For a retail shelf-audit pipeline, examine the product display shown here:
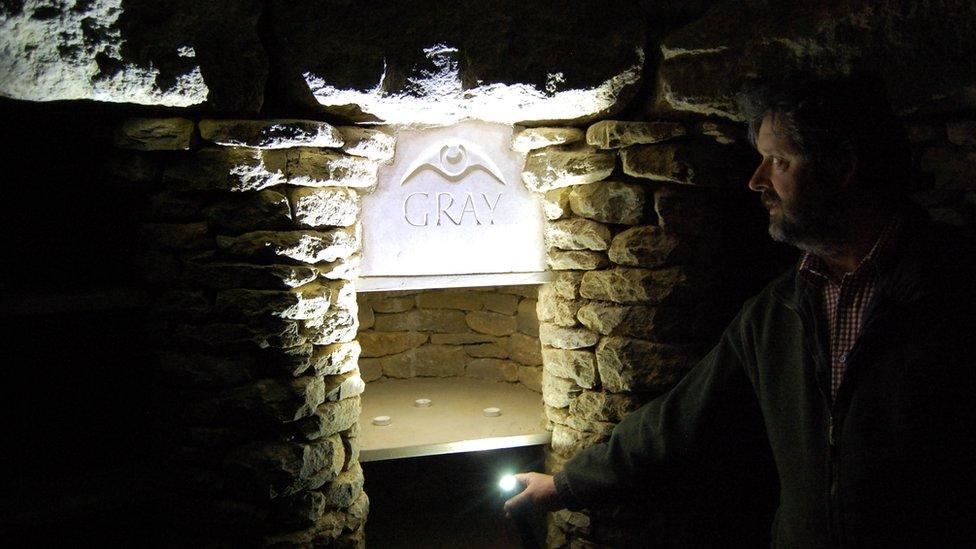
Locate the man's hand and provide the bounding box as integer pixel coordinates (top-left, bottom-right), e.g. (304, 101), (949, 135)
(503, 472), (560, 518)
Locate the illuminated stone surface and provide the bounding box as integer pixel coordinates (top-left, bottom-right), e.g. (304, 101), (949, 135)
(517, 298), (540, 336)
(579, 267), (703, 304)
(539, 323), (599, 350)
(570, 390), (645, 423)
(509, 333), (543, 366)
(295, 398), (362, 441)
(0, 0), (264, 110)
(466, 358), (518, 382)
(429, 332), (502, 345)
(374, 309), (466, 333)
(545, 218), (612, 251)
(512, 127), (585, 153)
(596, 337), (696, 393)
(518, 366), (543, 392)
(338, 127), (396, 163)
(187, 263), (318, 290)
(304, 308), (358, 346)
(568, 181), (648, 225)
(550, 423), (606, 459)
(521, 145), (616, 193)
(310, 342), (361, 377)
(537, 285), (585, 327)
(115, 118), (195, 150)
(322, 371), (365, 402)
(367, 295), (416, 314)
(541, 188), (572, 220)
(219, 376), (325, 423)
(483, 293), (519, 315)
(542, 371), (578, 409)
(415, 289), (484, 311)
(216, 228), (360, 264)
(466, 310), (518, 336)
(463, 341), (510, 359)
(285, 148), (379, 189)
(164, 148), (287, 192)
(541, 347), (597, 389)
(287, 187), (360, 228)
(547, 250), (609, 271)
(357, 331), (427, 358)
(361, 121), (545, 278)
(199, 119), (343, 149)
(585, 120), (686, 149)
(215, 284), (334, 321)
(551, 272), (585, 300)
(545, 406), (615, 436)
(608, 226), (700, 267)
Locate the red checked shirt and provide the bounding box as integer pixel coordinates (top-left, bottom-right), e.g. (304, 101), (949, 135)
(798, 217), (900, 400)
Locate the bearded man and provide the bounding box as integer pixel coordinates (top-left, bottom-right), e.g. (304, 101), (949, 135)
(505, 76), (976, 547)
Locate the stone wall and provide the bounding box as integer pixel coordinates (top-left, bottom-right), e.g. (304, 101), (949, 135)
(111, 117), (394, 546)
(357, 287), (543, 389)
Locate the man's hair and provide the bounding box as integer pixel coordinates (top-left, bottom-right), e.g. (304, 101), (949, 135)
(735, 73), (911, 194)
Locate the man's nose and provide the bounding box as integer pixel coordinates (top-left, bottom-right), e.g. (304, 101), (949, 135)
(747, 163), (768, 192)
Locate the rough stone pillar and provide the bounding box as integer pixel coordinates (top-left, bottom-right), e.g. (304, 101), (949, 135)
(522, 120), (780, 547)
(110, 117), (394, 546)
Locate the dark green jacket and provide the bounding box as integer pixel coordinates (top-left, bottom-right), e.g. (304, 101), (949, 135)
(556, 211), (976, 547)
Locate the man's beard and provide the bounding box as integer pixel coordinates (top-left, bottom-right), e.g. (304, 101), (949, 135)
(763, 169), (849, 256)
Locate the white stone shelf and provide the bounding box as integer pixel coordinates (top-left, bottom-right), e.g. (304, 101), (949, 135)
(359, 377), (550, 462)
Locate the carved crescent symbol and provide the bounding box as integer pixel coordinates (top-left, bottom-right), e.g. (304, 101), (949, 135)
(399, 139), (507, 186)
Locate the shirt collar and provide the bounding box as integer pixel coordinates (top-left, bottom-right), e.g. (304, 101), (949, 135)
(798, 214), (901, 285)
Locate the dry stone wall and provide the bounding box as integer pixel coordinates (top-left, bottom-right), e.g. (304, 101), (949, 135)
(357, 287), (543, 389)
(111, 117), (393, 547)
(520, 120), (782, 547)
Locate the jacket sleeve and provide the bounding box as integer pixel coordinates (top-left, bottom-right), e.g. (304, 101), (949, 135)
(554, 306), (765, 510)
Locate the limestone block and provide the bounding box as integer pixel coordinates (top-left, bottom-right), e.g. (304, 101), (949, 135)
(317, 253), (362, 281)
(537, 285), (585, 327)
(541, 187), (573, 220)
(466, 359), (518, 382)
(173, 319), (307, 350)
(547, 250), (609, 271)
(430, 333), (505, 345)
(948, 121), (976, 148)
(695, 120), (744, 145)
(163, 147), (288, 192)
(374, 309), (467, 333)
(545, 406), (615, 436)
(287, 187), (360, 228)
(321, 462), (365, 508)
(294, 397), (362, 440)
(466, 311), (518, 336)
(579, 267), (705, 304)
(359, 359), (382, 382)
(304, 306), (359, 347)
(286, 148), (378, 189)
(416, 290), (483, 311)
(208, 190), (293, 234)
(568, 181), (648, 225)
(368, 295), (416, 313)
(274, 463), (364, 527)
(585, 120), (686, 149)
(621, 142), (754, 188)
(379, 345), (467, 378)
(116, 118), (194, 150)
(518, 366), (543, 392)
(221, 376), (325, 424)
(517, 298), (540, 337)
(552, 509), (594, 536)
(577, 301), (719, 342)
(216, 228), (359, 264)
(464, 342), (510, 359)
(215, 283), (334, 321)
(199, 119), (343, 149)
(609, 226), (701, 267)
(187, 262), (318, 290)
(357, 299), (375, 330)
(552, 272), (586, 300)
(323, 371), (365, 402)
(357, 331), (427, 358)
(920, 146), (976, 190)
(338, 126), (396, 163)
(542, 371), (579, 409)
(0, 0), (265, 111)
(551, 423), (607, 459)
(483, 293), (519, 315)
(541, 346), (598, 389)
(509, 333), (543, 366)
(310, 341), (361, 377)
(521, 145), (616, 193)
(226, 435), (345, 499)
(512, 127), (584, 153)
(596, 337), (697, 393)
(570, 390), (646, 423)
(259, 343), (315, 378)
(139, 222), (210, 251)
(539, 323), (599, 350)
(499, 285), (540, 299)
(545, 218), (612, 251)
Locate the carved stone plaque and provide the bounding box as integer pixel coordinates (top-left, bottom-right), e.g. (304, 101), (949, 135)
(361, 121), (545, 281)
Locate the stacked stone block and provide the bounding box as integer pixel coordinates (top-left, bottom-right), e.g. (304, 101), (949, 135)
(112, 117), (394, 547)
(357, 286), (543, 390)
(519, 120), (778, 547)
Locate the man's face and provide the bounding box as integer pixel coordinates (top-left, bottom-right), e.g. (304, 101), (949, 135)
(748, 114), (846, 253)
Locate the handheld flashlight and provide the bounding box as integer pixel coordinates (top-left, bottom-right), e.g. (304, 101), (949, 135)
(499, 474), (519, 492)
